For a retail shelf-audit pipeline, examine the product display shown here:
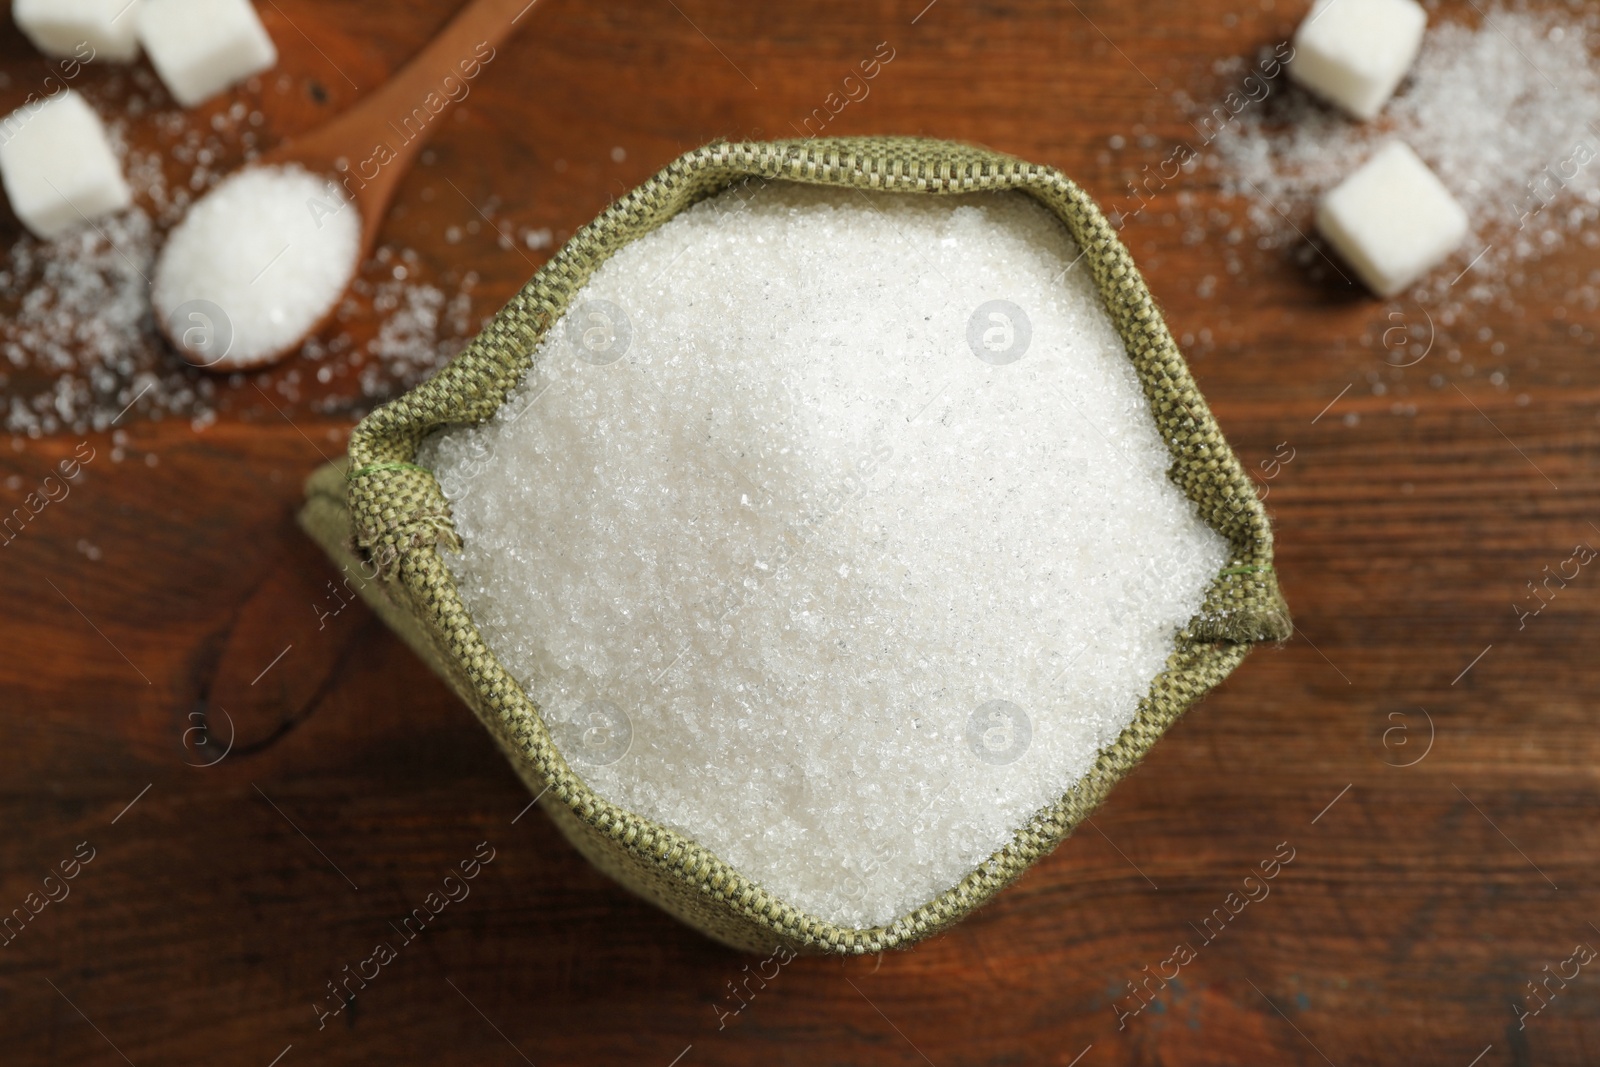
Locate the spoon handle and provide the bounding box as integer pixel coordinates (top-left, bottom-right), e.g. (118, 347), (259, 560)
(272, 0), (542, 238)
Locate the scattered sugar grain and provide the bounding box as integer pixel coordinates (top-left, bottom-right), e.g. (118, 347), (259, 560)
(425, 185), (1230, 928)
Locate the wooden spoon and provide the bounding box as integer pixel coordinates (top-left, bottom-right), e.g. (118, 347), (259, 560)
(154, 0), (541, 371)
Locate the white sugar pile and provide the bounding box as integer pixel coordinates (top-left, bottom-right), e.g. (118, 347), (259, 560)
(1211, 5), (1600, 298)
(151, 163), (360, 369)
(425, 184), (1229, 929)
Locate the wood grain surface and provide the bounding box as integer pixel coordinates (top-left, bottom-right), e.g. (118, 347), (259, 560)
(3, 1), (1597, 1064)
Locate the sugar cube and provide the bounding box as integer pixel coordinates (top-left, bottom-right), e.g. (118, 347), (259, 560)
(1316, 141), (1468, 297)
(135, 0), (276, 108)
(12, 0), (144, 63)
(0, 90), (131, 240)
(1290, 0), (1427, 120)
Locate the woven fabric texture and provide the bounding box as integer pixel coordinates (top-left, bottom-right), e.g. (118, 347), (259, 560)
(301, 137), (1292, 955)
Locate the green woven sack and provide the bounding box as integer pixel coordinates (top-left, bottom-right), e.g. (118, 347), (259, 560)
(299, 136), (1291, 955)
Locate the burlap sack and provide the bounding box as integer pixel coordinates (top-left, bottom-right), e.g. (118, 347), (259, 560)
(299, 137), (1291, 954)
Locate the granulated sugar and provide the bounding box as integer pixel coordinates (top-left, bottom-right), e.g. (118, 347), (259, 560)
(425, 184), (1229, 928)
(0, 205), (183, 435)
(151, 163), (361, 369)
(1210, 4), (1600, 301)
(358, 260), (477, 392)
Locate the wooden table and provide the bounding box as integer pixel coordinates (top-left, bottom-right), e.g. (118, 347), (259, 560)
(4, 1), (1596, 1063)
